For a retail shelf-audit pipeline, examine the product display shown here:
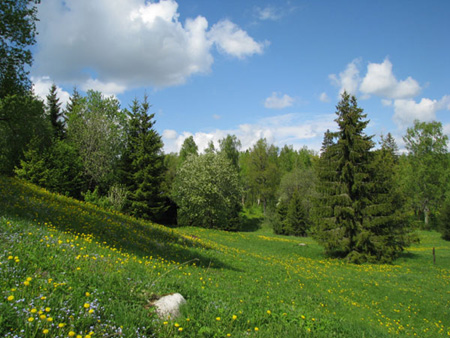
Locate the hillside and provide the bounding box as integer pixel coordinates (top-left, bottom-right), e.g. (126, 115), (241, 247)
(1, 176), (449, 337)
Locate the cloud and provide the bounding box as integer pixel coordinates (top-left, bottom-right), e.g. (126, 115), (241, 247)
(393, 95), (450, 128)
(31, 76), (71, 109)
(212, 114), (221, 120)
(208, 20), (268, 59)
(255, 6), (283, 21)
(360, 59), (421, 99)
(34, 0), (266, 93)
(329, 59), (361, 96)
(81, 79), (127, 97)
(319, 92), (330, 102)
(162, 113), (335, 153)
(264, 92), (294, 109)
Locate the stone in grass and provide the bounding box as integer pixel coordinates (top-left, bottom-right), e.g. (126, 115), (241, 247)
(152, 293), (186, 319)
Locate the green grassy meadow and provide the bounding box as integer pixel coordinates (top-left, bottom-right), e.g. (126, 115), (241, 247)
(1, 176), (449, 337)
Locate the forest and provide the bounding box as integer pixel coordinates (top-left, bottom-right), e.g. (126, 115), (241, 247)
(1, 0), (450, 265)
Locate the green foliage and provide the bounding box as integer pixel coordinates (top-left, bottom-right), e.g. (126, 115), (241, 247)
(315, 92), (409, 263)
(121, 96), (167, 221)
(46, 83), (65, 139)
(0, 0), (40, 97)
(219, 134), (241, 168)
(15, 139), (86, 198)
(439, 196), (450, 241)
(179, 136), (198, 164)
(247, 138), (280, 213)
(285, 190), (309, 236)
(173, 153), (242, 230)
(274, 168), (316, 236)
(0, 94), (50, 175)
(402, 120), (449, 227)
(66, 90), (126, 189)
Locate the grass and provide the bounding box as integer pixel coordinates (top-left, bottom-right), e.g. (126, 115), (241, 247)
(0, 176), (449, 337)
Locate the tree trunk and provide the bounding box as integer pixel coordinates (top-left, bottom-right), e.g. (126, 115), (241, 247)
(424, 205), (429, 226)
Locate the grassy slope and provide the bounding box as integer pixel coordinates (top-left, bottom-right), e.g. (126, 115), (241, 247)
(0, 176), (449, 338)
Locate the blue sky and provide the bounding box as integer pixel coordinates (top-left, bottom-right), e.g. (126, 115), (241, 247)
(31, 0), (450, 153)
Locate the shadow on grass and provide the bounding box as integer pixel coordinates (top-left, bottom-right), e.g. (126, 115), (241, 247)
(239, 214), (263, 232)
(0, 176), (240, 272)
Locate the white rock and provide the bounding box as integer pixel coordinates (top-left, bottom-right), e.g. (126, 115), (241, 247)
(152, 293), (186, 319)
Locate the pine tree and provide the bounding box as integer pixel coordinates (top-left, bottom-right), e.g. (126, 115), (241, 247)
(46, 83), (65, 139)
(122, 96), (167, 221)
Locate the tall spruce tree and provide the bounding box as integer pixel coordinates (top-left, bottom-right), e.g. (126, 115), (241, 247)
(315, 93), (410, 263)
(46, 83), (65, 139)
(315, 92), (373, 260)
(122, 96), (167, 221)
(361, 135), (411, 262)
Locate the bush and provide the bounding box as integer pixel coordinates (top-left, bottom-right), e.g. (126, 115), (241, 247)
(173, 153), (242, 230)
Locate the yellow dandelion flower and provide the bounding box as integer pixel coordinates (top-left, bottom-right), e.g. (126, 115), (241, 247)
(85, 292), (90, 297)
(24, 281), (30, 286)
(41, 296), (46, 300)
(232, 315), (237, 320)
(83, 303), (90, 309)
(85, 335), (91, 338)
(26, 277), (32, 282)
(178, 328), (183, 332)
(255, 327), (259, 331)
(88, 309), (94, 314)
(45, 307), (51, 312)
(28, 317), (34, 322)
(40, 314), (46, 320)
(216, 317), (221, 321)
(163, 321), (168, 325)
(43, 329), (49, 334)
(7, 295), (14, 301)
(267, 310), (271, 315)
(174, 323), (180, 327)
(47, 317), (53, 322)
(68, 332), (75, 337)
(58, 323), (65, 328)
(31, 309), (37, 314)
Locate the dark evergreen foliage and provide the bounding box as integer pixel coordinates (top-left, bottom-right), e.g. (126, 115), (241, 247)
(315, 92), (410, 263)
(46, 83), (65, 139)
(121, 96), (167, 222)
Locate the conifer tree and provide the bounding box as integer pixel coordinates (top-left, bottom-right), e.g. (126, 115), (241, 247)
(122, 96), (167, 221)
(285, 190), (309, 236)
(46, 83), (65, 139)
(315, 92), (373, 260)
(315, 93), (410, 263)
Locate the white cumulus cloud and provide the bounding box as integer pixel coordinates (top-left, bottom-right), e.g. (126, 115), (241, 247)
(360, 59), (421, 99)
(34, 0), (266, 94)
(264, 92), (294, 109)
(32, 76), (71, 109)
(162, 113), (335, 154)
(208, 20), (268, 59)
(329, 59), (361, 96)
(393, 95), (450, 128)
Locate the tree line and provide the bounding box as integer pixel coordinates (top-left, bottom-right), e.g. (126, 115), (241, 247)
(1, 0), (449, 264)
